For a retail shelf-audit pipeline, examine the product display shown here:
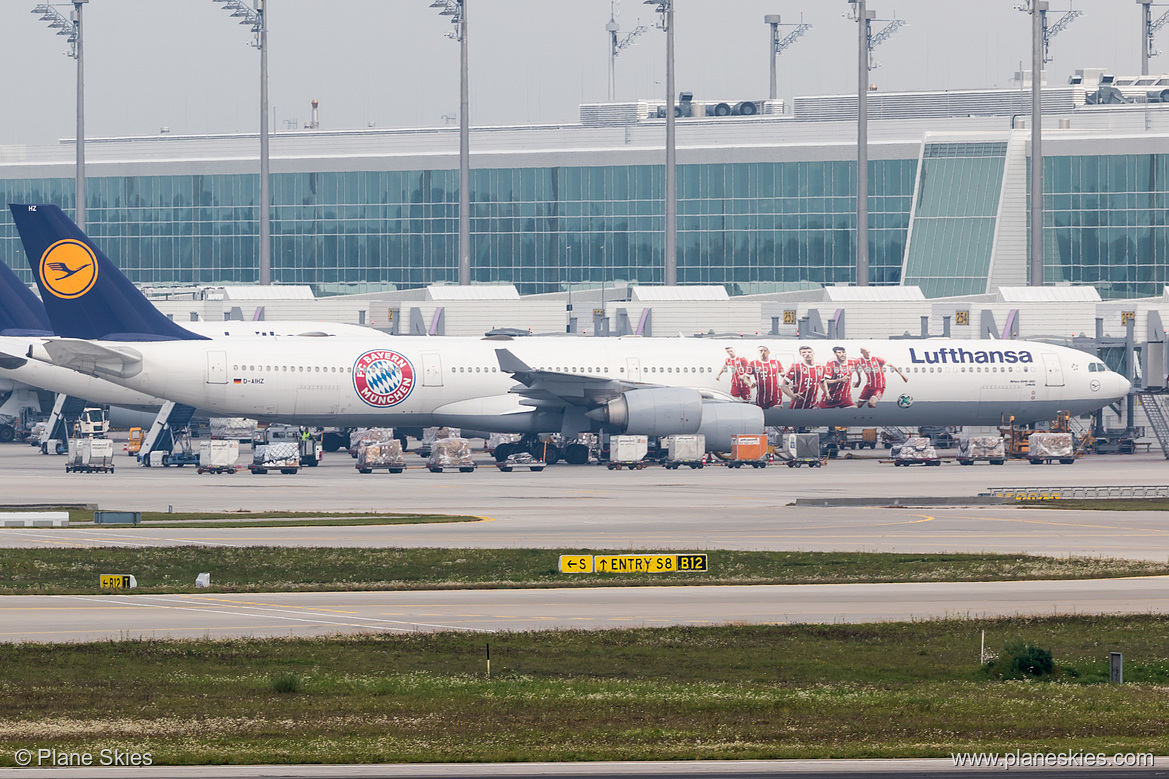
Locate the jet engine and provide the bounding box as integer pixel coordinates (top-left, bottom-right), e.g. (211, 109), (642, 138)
(586, 387), (764, 451)
(694, 402), (765, 452)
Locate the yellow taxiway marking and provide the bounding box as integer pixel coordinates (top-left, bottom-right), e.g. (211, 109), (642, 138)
(169, 596), (361, 615)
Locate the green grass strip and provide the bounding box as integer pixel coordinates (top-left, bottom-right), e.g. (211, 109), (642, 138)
(0, 615), (1167, 764)
(1, 548), (1166, 595)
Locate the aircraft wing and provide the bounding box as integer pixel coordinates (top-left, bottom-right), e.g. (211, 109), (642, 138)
(495, 348), (642, 408)
(34, 338), (143, 379)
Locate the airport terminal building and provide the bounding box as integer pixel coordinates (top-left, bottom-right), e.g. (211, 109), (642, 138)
(2, 73), (1169, 302)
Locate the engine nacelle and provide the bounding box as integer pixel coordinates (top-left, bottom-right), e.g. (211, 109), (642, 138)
(590, 387), (703, 437)
(588, 388), (765, 450)
(695, 402), (764, 452)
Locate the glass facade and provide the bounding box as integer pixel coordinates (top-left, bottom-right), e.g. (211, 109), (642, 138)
(1044, 153), (1169, 299)
(0, 159), (916, 294)
(903, 142), (1007, 298)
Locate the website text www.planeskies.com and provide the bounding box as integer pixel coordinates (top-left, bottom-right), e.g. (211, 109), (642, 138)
(952, 750), (1154, 769)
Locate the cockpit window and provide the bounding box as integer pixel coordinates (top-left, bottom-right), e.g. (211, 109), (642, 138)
(1089, 363), (1097, 372)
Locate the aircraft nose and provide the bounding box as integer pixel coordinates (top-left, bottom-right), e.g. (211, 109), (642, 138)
(1110, 372), (1132, 399)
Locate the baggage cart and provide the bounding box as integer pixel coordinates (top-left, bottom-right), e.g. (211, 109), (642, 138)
(892, 436), (941, 466)
(956, 435), (1007, 466)
(496, 451), (545, 472)
(784, 432), (824, 468)
(349, 427), (395, 458)
(419, 427), (461, 459)
(607, 434), (649, 470)
(65, 438), (115, 474)
(728, 434), (769, 468)
(1027, 432), (1077, 465)
(197, 440), (240, 474)
(663, 434), (705, 469)
(356, 439), (406, 474)
(249, 442), (301, 475)
(427, 437), (475, 473)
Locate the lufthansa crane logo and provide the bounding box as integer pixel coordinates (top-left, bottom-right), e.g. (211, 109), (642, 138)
(39, 240), (98, 299)
(353, 350), (415, 408)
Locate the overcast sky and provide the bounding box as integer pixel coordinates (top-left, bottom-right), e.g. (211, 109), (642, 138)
(0, 1), (1144, 146)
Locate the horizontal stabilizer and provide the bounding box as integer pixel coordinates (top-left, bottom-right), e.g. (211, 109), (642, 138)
(35, 338), (143, 379)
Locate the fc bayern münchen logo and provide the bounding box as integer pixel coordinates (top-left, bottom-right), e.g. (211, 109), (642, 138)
(353, 350), (415, 408)
(897, 394), (914, 408)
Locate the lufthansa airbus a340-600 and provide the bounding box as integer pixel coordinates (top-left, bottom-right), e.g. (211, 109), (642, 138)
(4, 203), (1131, 455)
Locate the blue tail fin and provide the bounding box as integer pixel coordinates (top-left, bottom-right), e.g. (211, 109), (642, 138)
(0, 258), (52, 336)
(9, 203), (207, 341)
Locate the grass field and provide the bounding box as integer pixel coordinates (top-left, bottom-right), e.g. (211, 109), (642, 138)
(0, 615), (1166, 765)
(1, 547), (1167, 595)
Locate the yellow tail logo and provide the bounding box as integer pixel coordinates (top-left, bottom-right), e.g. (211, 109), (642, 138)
(39, 240), (98, 299)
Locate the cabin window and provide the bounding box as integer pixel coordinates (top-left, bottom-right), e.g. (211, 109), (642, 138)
(233, 365), (238, 370)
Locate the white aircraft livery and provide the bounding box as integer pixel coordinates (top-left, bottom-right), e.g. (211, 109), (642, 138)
(0, 255), (384, 413)
(7, 204), (1131, 451)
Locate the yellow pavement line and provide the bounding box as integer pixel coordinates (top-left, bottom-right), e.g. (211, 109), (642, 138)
(169, 596), (361, 615)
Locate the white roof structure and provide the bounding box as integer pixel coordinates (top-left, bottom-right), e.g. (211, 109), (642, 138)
(823, 286), (926, 302)
(217, 286), (315, 301)
(425, 284), (520, 301)
(631, 286), (729, 301)
(997, 287), (1102, 303)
